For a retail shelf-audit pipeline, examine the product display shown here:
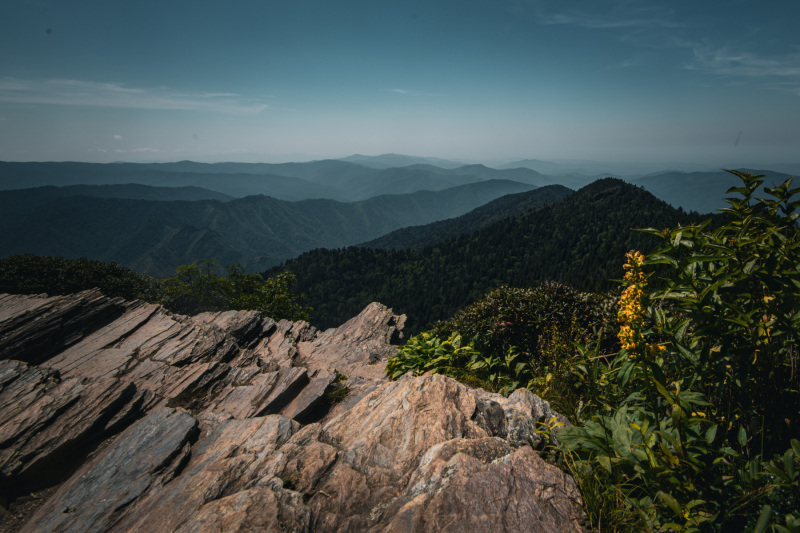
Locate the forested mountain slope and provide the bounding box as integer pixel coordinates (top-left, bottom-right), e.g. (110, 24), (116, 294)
(0, 179), (535, 277)
(0, 183), (231, 213)
(362, 184), (572, 250)
(273, 179), (707, 331)
(397, 163), (555, 187)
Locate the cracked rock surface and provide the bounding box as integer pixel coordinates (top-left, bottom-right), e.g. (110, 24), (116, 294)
(0, 291), (586, 532)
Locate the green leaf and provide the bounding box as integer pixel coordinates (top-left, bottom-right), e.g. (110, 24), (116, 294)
(612, 425), (633, 458)
(671, 404), (684, 426)
(655, 380), (676, 406)
(705, 424), (718, 445)
(738, 426), (747, 448)
(657, 491), (684, 518)
(686, 254), (727, 264)
(791, 439), (800, 458)
(752, 504), (772, 533)
(647, 254), (679, 266)
(598, 455), (612, 473)
(721, 447), (740, 457)
(618, 360), (636, 387)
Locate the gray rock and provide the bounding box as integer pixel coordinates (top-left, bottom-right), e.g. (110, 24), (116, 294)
(20, 408), (197, 533)
(0, 290), (126, 365)
(0, 361), (151, 496)
(0, 292), (587, 532)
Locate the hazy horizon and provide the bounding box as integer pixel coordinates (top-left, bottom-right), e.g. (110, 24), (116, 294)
(2, 0), (798, 166)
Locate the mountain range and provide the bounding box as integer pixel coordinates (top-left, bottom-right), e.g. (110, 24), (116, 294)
(0, 159), (553, 202)
(4, 157), (795, 211)
(0, 178), (539, 277)
(631, 169), (796, 214)
(2, 155), (795, 289)
(338, 153), (468, 169)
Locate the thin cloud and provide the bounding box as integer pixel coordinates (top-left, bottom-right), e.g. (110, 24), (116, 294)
(111, 147), (161, 154)
(0, 78), (269, 115)
(386, 88), (428, 96)
(531, 1), (680, 30)
(766, 81), (800, 97)
(198, 92), (240, 98)
(113, 134), (123, 140)
(687, 47), (800, 78)
(13, 0), (54, 7)
(539, 12), (677, 29)
(608, 57), (644, 69)
(685, 45), (800, 96)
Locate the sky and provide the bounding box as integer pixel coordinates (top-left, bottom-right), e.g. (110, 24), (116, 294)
(0, 0), (799, 167)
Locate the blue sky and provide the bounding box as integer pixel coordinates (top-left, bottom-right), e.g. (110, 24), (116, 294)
(1, 0), (798, 166)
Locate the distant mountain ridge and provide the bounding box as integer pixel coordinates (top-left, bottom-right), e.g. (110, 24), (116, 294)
(0, 179), (536, 277)
(632, 168), (795, 214)
(1, 183), (233, 204)
(0, 161), (342, 201)
(3, 158), (793, 209)
(0, 160), (536, 202)
(338, 153), (467, 169)
(361, 184), (572, 250)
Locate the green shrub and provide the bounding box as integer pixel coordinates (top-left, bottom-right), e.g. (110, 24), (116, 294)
(396, 281), (619, 403)
(558, 170), (800, 531)
(386, 332), (535, 394)
(159, 259), (312, 321)
(431, 281), (618, 371)
(0, 254), (160, 301)
(0, 254), (312, 323)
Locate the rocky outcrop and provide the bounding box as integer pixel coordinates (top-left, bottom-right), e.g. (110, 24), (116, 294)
(0, 291), (586, 532)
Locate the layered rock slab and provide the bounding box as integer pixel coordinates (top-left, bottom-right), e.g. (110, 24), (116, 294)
(0, 291), (586, 532)
(20, 374), (584, 533)
(19, 408), (197, 533)
(0, 291), (405, 525)
(0, 360), (152, 496)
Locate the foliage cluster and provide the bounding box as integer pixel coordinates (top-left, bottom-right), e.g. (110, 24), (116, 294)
(0, 254), (161, 301)
(0, 254), (311, 322)
(431, 281), (618, 365)
(556, 170), (800, 531)
(158, 259), (311, 321)
(387, 281), (618, 398)
(386, 332), (515, 393)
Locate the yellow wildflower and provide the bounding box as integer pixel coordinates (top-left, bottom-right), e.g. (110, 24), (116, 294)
(618, 250), (648, 358)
